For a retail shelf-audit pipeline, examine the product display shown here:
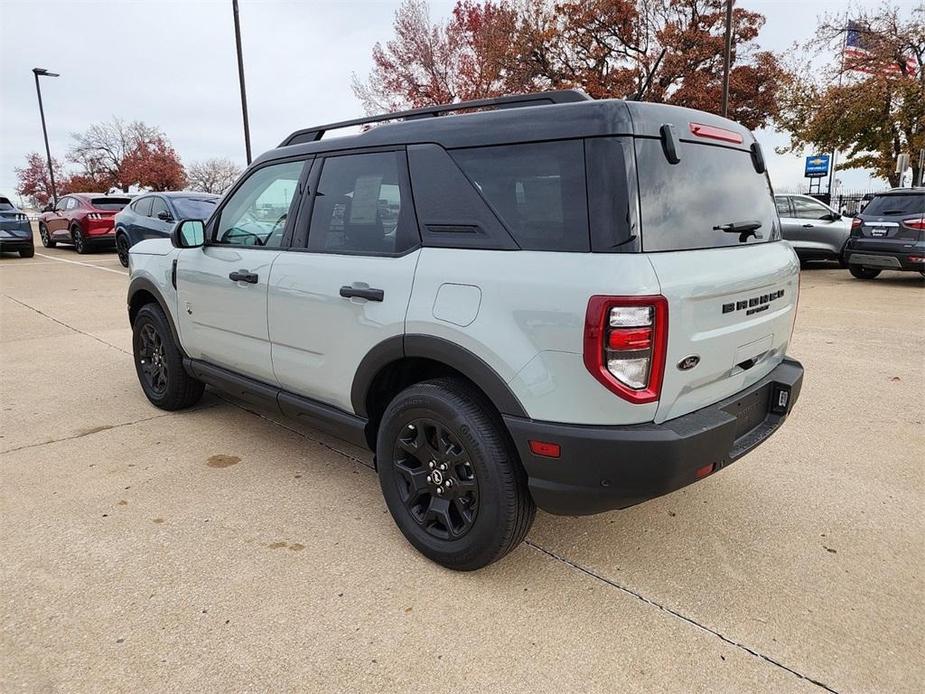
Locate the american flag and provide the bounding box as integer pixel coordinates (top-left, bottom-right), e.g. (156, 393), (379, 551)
(844, 20), (918, 76)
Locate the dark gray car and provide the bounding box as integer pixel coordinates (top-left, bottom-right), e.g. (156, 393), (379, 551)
(113, 192), (219, 267)
(844, 188), (925, 279)
(0, 196), (34, 258)
(775, 194), (851, 264)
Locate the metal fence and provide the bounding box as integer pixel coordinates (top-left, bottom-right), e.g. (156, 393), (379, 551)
(803, 189), (888, 216)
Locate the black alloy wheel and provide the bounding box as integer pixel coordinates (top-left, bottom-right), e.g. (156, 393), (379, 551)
(376, 378), (535, 571)
(116, 233), (130, 267)
(71, 225), (87, 254)
(391, 418), (480, 540)
(138, 323), (168, 396)
(39, 224), (55, 248)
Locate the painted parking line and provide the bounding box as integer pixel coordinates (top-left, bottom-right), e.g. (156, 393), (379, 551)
(34, 252), (128, 276)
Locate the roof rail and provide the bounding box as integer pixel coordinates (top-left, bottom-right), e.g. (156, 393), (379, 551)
(279, 90), (592, 147)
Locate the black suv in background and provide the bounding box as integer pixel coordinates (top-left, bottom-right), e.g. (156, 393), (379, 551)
(845, 188), (925, 279)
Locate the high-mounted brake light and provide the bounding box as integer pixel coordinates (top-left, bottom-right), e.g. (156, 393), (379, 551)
(903, 217), (925, 230)
(689, 122), (743, 144)
(584, 295), (668, 404)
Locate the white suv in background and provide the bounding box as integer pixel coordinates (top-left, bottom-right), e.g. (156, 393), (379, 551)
(127, 91), (804, 570)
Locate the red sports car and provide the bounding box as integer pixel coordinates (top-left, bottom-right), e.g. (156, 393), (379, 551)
(39, 193), (131, 254)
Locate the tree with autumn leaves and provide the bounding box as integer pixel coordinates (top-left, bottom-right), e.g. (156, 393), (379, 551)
(353, 0), (788, 130)
(777, 5), (924, 187)
(15, 117), (186, 205)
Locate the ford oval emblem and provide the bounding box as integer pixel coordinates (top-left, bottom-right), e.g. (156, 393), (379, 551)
(677, 355), (700, 371)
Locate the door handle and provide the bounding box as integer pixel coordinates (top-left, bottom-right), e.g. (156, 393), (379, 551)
(802, 223), (814, 228)
(229, 270), (258, 284)
(339, 285), (384, 302)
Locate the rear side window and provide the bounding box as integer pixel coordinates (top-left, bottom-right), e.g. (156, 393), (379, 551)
(450, 140), (589, 252)
(0, 198), (14, 211)
(862, 193), (924, 216)
(635, 140), (779, 251)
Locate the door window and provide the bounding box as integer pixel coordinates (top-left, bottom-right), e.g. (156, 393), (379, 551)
(791, 197), (832, 220)
(150, 197), (170, 220)
(133, 197), (153, 217)
(307, 151), (415, 255)
(775, 197), (792, 217)
(214, 160), (305, 248)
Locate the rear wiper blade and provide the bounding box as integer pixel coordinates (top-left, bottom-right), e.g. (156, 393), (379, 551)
(713, 220), (763, 242)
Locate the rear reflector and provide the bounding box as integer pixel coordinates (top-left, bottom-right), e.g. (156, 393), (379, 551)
(529, 440), (560, 458)
(695, 463), (716, 479)
(689, 122), (743, 144)
(607, 326), (653, 350)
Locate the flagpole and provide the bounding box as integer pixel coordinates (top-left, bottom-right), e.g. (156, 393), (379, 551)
(827, 16), (848, 205)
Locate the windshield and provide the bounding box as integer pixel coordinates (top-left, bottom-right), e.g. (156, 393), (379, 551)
(862, 193), (925, 216)
(635, 140), (779, 251)
(91, 197), (131, 211)
(173, 197), (218, 220)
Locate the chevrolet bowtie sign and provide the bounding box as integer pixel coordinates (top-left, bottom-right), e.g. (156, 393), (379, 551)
(804, 154), (830, 178)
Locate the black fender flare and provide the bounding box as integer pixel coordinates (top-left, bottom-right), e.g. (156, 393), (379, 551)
(127, 276), (183, 350)
(350, 333), (528, 419)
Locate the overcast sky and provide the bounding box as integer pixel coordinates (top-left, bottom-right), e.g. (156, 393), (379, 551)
(0, 0), (900, 201)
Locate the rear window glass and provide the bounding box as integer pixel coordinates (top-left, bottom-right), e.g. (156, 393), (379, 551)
(92, 197), (130, 210)
(635, 140), (779, 251)
(862, 193), (924, 216)
(450, 140), (589, 252)
(173, 197), (217, 220)
(0, 199), (14, 211)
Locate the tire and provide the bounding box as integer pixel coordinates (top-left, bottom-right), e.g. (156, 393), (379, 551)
(116, 231), (130, 267)
(132, 303), (204, 410)
(71, 225), (88, 254)
(19, 246), (35, 258)
(849, 265), (881, 280)
(376, 377), (535, 571)
(39, 223), (55, 248)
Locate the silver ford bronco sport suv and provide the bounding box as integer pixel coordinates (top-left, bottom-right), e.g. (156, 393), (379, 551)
(127, 91), (804, 570)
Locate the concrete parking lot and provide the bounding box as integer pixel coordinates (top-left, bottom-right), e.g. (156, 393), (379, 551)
(1, 230), (922, 693)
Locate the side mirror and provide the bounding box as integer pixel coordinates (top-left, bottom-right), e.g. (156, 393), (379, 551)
(157, 210), (172, 222)
(170, 219), (205, 248)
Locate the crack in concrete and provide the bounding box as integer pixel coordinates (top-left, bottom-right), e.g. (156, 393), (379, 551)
(0, 412), (173, 455)
(3, 294), (130, 356)
(525, 541), (839, 693)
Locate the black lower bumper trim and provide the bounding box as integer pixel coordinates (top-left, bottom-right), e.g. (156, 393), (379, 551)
(504, 358), (804, 516)
(0, 239), (34, 252)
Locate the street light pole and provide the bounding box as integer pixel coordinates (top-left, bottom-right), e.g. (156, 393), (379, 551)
(720, 0), (733, 118)
(32, 67), (60, 205)
(232, 0), (252, 165)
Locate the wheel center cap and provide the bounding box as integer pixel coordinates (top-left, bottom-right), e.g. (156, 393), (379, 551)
(430, 469), (444, 486)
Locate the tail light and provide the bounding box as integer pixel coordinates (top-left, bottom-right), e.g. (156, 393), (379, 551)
(903, 217), (925, 231)
(583, 296), (668, 404)
(87, 212), (102, 220)
(850, 217), (862, 237)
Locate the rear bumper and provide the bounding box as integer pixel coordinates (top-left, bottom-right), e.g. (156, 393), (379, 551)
(0, 237), (34, 252)
(504, 358), (804, 515)
(846, 243), (925, 271)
